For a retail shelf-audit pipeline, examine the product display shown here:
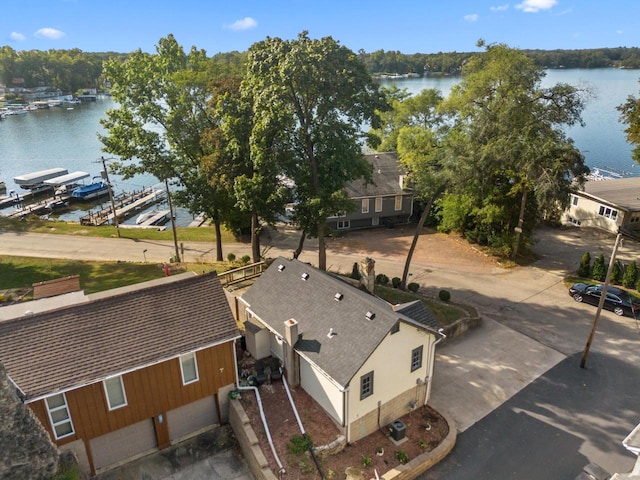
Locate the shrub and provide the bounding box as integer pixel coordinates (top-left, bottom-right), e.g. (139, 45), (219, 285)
(611, 260), (623, 285)
(361, 455), (372, 467)
(396, 449), (409, 464)
(391, 277), (401, 288)
(241, 255), (251, 264)
(407, 282), (420, 293)
(623, 260), (638, 289)
(227, 253), (236, 262)
(439, 289), (451, 302)
(351, 262), (361, 280)
(577, 251), (591, 278)
(287, 434), (312, 455)
(591, 254), (606, 282)
(376, 273), (389, 285)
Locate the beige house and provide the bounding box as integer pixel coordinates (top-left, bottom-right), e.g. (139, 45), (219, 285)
(238, 257), (444, 443)
(563, 177), (640, 234)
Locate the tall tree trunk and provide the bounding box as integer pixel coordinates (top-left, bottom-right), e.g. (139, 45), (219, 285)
(214, 216), (223, 262)
(401, 186), (445, 290)
(251, 210), (260, 263)
(165, 178), (180, 263)
(293, 231), (306, 259)
(512, 189), (527, 260)
(318, 222), (327, 271)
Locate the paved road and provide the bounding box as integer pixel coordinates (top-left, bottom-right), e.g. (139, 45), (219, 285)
(2, 224), (639, 478)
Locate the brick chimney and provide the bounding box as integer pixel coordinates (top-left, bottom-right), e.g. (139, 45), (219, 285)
(283, 319), (300, 386)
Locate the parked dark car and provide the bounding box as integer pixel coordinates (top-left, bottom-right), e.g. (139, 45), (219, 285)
(568, 283), (640, 317)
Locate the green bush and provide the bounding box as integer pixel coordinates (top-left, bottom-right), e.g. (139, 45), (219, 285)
(439, 289), (451, 302)
(376, 274), (389, 285)
(287, 434), (313, 455)
(391, 277), (401, 288)
(611, 260), (623, 285)
(241, 255), (251, 264)
(577, 251), (591, 278)
(623, 260), (638, 289)
(395, 449), (409, 464)
(591, 254), (606, 282)
(361, 455), (372, 467)
(227, 253), (236, 262)
(407, 282), (420, 293)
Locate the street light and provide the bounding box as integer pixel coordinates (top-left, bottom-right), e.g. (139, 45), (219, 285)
(143, 249), (148, 262)
(580, 232), (623, 369)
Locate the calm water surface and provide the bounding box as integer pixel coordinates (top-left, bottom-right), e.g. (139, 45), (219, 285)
(1, 69), (640, 222)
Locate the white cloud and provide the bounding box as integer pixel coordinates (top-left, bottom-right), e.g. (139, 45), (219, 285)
(491, 4), (510, 12)
(9, 32), (26, 41)
(34, 27), (66, 40)
(617, 29), (624, 35)
(226, 17), (258, 32)
(515, 0), (557, 13)
(464, 13), (479, 22)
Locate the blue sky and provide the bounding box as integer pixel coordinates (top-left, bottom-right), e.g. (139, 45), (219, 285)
(2, 0), (639, 54)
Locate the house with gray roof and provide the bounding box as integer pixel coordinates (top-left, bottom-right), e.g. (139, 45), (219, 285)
(326, 152), (413, 231)
(239, 257), (444, 443)
(0, 272), (240, 476)
(563, 177), (640, 234)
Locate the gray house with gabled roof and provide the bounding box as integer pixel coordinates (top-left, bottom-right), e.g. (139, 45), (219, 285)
(326, 152), (413, 231)
(239, 257), (444, 443)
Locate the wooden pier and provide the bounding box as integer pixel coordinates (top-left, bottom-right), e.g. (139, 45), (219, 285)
(80, 187), (166, 226)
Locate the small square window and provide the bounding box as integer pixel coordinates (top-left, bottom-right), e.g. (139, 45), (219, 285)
(360, 371), (374, 400)
(104, 376), (127, 410)
(180, 352), (199, 385)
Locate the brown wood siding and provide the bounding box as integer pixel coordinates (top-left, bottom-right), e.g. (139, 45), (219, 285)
(28, 341), (236, 445)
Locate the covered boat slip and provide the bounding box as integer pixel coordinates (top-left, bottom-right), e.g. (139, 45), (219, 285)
(13, 168), (68, 189)
(43, 171), (90, 188)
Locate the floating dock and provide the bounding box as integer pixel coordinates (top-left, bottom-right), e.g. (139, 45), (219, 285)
(80, 187), (166, 226)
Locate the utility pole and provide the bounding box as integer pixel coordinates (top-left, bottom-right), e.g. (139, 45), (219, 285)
(580, 232), (622, 369)
(100, 157), (120, 238)
(164, 178), (180, 263)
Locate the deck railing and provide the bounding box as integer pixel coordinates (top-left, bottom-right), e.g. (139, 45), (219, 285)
(219, 261), (268, 286)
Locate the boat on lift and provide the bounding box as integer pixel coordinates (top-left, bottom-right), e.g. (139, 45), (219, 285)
(14, 168), (68, 191)
(43, 171), (91, 196)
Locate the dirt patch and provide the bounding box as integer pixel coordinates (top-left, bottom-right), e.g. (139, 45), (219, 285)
(239, 379), (448, 479)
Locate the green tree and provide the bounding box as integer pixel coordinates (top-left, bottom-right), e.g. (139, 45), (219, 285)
(611, 259), (623, 285)
(99, 35), (216, 262)
(591, 254), (607, 282)
(623, 260), (638, 289)
(577, 251), (591, 278)
(242, 32), (388, 270)
(618, 79), (640, 163)
(442, 42), (590, 258)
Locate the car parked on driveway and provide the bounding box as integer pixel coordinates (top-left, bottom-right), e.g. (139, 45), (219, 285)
(569, 283), (640, 317)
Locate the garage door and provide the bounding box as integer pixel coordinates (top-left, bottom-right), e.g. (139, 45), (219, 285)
(167, 395), (218, 442)
(90, 418), (157, 472)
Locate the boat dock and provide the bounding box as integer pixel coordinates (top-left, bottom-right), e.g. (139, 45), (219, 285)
(80, 187), (166, 226)
(2, 194), (72, 219)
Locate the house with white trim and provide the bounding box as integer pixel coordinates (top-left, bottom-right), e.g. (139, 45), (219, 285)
(238, 257), (444, 443)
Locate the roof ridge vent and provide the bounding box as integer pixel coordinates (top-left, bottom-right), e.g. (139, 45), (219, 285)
(301, 272), (310, 281)
(365, 311), (376, 320)
(334, 292), (344, 301)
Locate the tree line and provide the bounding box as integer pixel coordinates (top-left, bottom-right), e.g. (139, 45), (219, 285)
(2, 45), (640, 96)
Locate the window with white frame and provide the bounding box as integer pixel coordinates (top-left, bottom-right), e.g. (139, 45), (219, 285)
(180, 352), (199, 385)
(46, 393), (74, 439)
(411, 346), (423, 372)
(360, 371), (374, 400)
(375, 197), (383, 212)
(395, 195), (402, 211)
(571, 195), (579, 206)
(337, 220), (350, 229)
(362, 199), (369, 214)
(598, 205), (618, 220)
(104, 375), (127, 410)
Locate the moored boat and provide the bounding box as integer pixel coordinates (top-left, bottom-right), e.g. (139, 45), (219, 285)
(14, 168), (68, 190)
(71, 178), (109, 201)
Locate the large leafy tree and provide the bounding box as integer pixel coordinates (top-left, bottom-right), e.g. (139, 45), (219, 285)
(441, 42), (589, 257)
(242, 31), (388, 270)
(618, 80), (640, 163)
(99, 35), (217, 261)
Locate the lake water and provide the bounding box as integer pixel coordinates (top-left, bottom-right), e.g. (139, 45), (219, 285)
(1, 68), (640, 223)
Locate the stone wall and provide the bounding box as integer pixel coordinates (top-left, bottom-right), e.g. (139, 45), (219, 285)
(440, 315), (482, 344)
(0, 362), (59, 479)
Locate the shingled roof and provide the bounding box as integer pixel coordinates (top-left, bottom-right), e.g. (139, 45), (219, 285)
(240, 257), (439, 388)
(344, 152), (408, 199)
(0, 272), (239, 402)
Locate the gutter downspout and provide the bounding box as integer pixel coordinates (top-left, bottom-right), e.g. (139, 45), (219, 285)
(425, 330), (446, 405)
(345, 386), (351, 443)
(237, 384), (286, 476)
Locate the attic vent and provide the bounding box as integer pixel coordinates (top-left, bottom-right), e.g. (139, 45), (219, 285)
(327, 328), (337, 339)
(301, 272), (310, 281)
(278, 264), (286, 272)
(365, 311), (376, 321)
(334, 292), (344, 301)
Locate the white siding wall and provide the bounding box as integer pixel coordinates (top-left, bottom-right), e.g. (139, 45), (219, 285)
(563, 195), (624, 233)
(300, 358), (344, 425)
(348, 323), (434, 423)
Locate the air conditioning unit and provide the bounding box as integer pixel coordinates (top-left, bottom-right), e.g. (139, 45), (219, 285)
(389, 420), (406, 441)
